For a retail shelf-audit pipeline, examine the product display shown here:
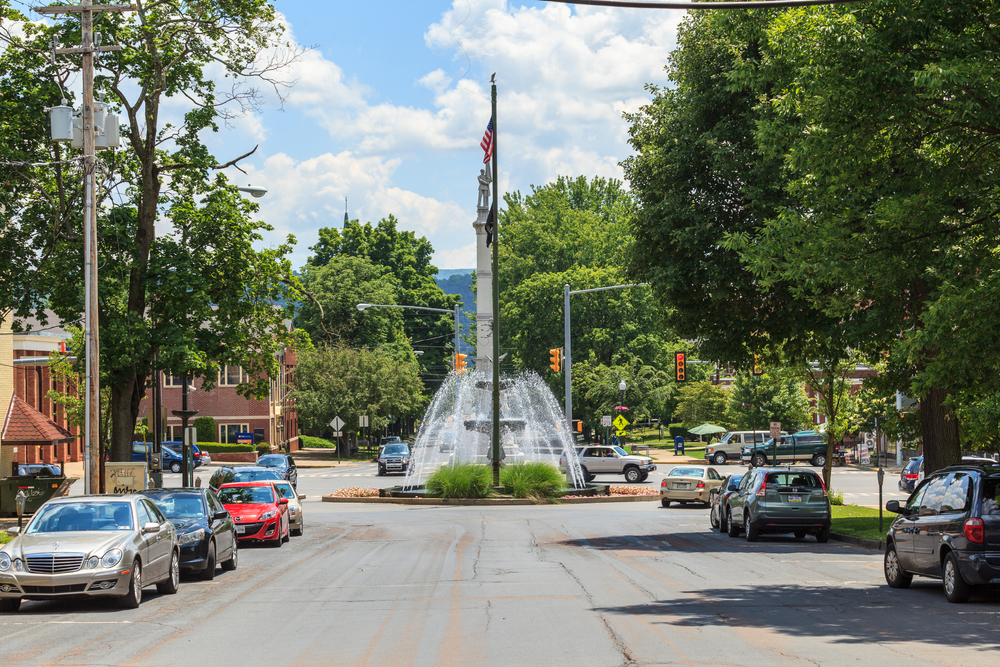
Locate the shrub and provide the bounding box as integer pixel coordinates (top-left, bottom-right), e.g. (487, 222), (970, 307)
(196, 442), (255, 453)
(425, 462), (494, 499)
(829, 489), (844, 506)
(299, 435), (337, 449)
(668, 424), (694, 440)
(256, 443), (271, 456)
(193, 417), (217, 444)
(0, 531), (11, 545)
(499, 461), (564, 499)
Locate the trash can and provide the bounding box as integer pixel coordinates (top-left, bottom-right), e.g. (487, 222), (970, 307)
(0, 476), (66, 517)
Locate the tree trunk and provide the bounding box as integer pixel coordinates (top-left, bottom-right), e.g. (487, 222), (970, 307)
(920, 386), (960, 474)
(110, 377), (141, 462)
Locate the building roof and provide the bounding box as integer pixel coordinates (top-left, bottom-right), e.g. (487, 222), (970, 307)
(1, 395), (75, 444)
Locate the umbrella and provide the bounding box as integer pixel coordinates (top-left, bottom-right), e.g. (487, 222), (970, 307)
(688, 423), (727, 436)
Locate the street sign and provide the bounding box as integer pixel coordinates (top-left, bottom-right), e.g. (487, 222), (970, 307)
(332, 431), (343, 438)
(359, 415), (369, 428)
(769, 422), (781, 439)
(602, 415), (612, 428)
(330, 416), (345, 431)
(616, 429), (626, 437)
(612, 415), (629, 431)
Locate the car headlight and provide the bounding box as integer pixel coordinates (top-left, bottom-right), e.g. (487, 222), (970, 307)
(178, 529), (205, 545)
(260, 510), (277, 520)
(86, 556), (100, 569)
(403, 458), (410, 464)
(289, 507), (297, 515)
(0, 553), (10, 571)
(13, 559), (24, 572)
(101, 549), (123, 569)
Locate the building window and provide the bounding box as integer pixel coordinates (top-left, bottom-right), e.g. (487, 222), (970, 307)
(218, 365), (245, 386)
(220, 424), (250, 444)
(163, 372), (187, 387)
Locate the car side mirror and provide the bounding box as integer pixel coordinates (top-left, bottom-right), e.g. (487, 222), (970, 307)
(298, 494), (306, 501)
(6, 526), (20, 537)
(278, 498), (289, 505)
(709, 488), (719, 495)
(885, 500), (903, 514)
(213, 510), (228, 520)
(142, 522), (160, 534)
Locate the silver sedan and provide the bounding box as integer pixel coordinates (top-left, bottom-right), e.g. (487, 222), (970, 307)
(0, 494), (180, 611)
(272, 481), (305, 536)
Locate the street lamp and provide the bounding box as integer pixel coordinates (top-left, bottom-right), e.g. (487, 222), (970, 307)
(356, 303), (462, 366)
(618, 380), (627, 450)
(237, 185), (267, 198)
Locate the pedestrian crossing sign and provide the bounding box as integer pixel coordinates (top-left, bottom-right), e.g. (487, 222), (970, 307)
(613, 415), (629, 431)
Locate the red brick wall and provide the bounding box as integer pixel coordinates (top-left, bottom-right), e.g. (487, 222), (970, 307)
(12, 350), (82, 463)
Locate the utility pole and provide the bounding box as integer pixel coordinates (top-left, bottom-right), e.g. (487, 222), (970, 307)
(36, 0), (135, 495)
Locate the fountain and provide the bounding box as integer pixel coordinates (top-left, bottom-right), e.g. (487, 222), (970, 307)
(397, 369), (589, 492)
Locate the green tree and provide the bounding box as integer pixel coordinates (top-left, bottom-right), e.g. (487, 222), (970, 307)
(725, 373), (810, 433)
(675, 381), (730, 430)
(193, 417), (216, 444)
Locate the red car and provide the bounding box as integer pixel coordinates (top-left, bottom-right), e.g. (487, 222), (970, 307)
(217, 482), (290, 547)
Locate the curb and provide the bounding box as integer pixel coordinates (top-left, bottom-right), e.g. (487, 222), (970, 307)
(321, 494), (660, 506)
(830, 531), (884, 551)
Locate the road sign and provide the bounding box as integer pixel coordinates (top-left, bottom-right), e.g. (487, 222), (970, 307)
(359, 415), (369, 428)
(330, 416), (344, 431)
(769, 422), (781, 439)
(612, 415), (629, 431)
(616, 429), (626, 437)
(602, 415), (612, 427)
(332, 431), (343, 438)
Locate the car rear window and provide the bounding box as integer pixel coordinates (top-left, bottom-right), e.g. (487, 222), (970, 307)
(904, 459), (920, 474)
(668, 468), (704, 477)
(983, 478), (1000, 515)
(765, 472), (821, 488)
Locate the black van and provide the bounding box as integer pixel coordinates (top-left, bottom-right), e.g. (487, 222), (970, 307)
(884, 463), (1000, 602)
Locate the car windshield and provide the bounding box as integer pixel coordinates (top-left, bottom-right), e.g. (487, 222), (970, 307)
(765, 472), (821, 488)
(232, 470), (281, 482)
(383, 445), (408, 455)
(257, 455), (286, 467)
(272, 483), (295, 500)
(612, 446), (628, 456)
(669, 468), (704, 478)
(727, 475), (744, 489)
(28, 501), (133, 533)
(145, 492), (205, 519)
(217, 486), (274, 504)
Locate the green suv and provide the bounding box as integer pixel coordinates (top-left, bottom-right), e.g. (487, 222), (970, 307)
(726, 467), (832, 542)
(740, 430), (839, 468)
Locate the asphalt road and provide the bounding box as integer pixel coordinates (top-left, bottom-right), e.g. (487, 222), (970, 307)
(3, 501), (998, 666)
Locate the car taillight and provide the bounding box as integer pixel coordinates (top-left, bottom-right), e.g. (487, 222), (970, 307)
(756, 480), (767, 497)
(817, 476), (828, 498)
(964, 517), (985, 544)
(904, 474), (918, 479)
(661, 480), (667, 487)
(696, 481), (705, 488)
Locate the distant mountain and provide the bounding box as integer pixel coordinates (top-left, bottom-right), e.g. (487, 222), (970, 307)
(436, 270), (475, 354)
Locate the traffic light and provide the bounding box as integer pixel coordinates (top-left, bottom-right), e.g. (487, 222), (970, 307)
(675, 352), (686, 382)
(753, 354), (763, 376)
(455, 353), (468, 375)
(549, 348), (561, 373)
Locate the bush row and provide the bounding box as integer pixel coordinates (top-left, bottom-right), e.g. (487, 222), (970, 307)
(195, 443), (255, 453)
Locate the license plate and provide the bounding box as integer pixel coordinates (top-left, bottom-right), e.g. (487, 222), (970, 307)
(236, 525), (246, 534)
(787, 495), (802, 503)
(676, 483), (688, 489)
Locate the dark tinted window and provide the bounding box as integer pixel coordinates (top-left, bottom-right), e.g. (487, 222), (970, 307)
(765, 472), (821, 488)
(727, 475), (744, 490)
(904, 459), (921, 474)
(938, 473), (972, 513)
(982, 478), (1000, 515)
(232, 470), (281, 482)
(919, 476), (950, 516)
(906, 481), (929, 514)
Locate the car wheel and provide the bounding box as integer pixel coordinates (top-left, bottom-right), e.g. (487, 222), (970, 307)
(639, 473), (649, 483)
(744, 514), (759, 542)
(292, 524), (303, 537)
(170, 462), (181, 474)
(624, 467), (641, 483)
(157, 551), (180, 594)
(727, 510), (740, 538)
(118, 560), (142, 609)
(943, 552), (972, 603)
(200, 543), (216, 581)
(221, 541), (238, 571)
(377, 467), (384, 477)
(816, 527), (830, 543)
(752, 454), (767, 468)
(270, 532), (283, 548)
(710, 504), (720, 529)
(661, 498), (670, 508)
(713, 452), (727, 465)
(719, 507), (729, 534)
(0, 597), (20, 612)
(794, 530), (806, 539)
(812, 453), (827, 467)
(884, 543), (912, 589)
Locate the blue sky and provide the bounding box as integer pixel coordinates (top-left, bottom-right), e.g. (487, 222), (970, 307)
(204, 1), (686, 270)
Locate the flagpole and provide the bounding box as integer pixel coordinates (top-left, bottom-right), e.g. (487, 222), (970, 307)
(490, 80), (501, 488)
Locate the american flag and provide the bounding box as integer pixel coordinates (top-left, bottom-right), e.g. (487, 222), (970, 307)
(480, 118), (493, 164)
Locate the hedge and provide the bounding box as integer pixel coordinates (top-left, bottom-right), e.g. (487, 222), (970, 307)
(299, 435), (337, 449)
(193, 417), (217, 444)
(196, 442), (255, 453)
(668, 424), (694, 440)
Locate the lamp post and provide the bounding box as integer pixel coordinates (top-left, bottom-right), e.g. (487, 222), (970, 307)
(356, 303), (462, 363)
(237, 185), (267, 198)
(172, 373), (198, 488)
(618, 380), (627, 450)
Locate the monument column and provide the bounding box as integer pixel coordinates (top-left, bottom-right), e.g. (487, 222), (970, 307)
(473, 165), (493, 374)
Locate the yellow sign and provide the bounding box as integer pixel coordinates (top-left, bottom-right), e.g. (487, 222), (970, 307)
(616, 429), (626, 437)
(105, 463), (149, 495)
(613, 415), (629, 431)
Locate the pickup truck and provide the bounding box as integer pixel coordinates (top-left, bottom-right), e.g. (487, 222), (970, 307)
(572, 445), (656, 483)
(740, 431), (844, 468)
(704, 430), (786, 465)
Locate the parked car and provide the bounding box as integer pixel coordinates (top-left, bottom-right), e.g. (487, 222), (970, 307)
(740, 431), (843, 468)
(216, 482), (290, 547)
(0, 494), (180, 611)
(883, 462), (1000, 603)
(710, 473), (745, 533)
(256, 454), (298, 488)
(705, 431), (784, 465)
(660, 467), (724, 507)
(726, 467), (831, 542)
(898, 456), (997, 494)
(272, 481), (305, 536)
(378, 443), (411, 476)
(575, 445), (656, 483)
(208, 466), (283, 491)
(129, 442), (184, 473)
(163, 441), (203, 468)
(16, 464), (62, 477)
(138, 488), (238, 579)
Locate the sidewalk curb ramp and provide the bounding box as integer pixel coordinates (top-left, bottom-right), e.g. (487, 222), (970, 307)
(321, 494), (659, 506)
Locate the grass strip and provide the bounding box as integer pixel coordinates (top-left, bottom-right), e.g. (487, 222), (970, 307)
(831, 504), (890, 543)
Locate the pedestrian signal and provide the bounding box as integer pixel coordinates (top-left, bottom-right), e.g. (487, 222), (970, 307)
(675, 352), (686, 382)
(455, 353), (468, 375)
(753, 354), (763, 376)
(549, 348), (561, 373)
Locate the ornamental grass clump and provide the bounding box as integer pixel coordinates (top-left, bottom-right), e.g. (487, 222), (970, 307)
(500, 461), (564, 500)
(425, 462), (494, 499)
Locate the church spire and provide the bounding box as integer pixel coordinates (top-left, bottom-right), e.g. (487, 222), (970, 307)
(343, 196), (349, 229)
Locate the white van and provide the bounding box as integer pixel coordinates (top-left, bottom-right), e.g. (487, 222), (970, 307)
(704, 430), (786, 465)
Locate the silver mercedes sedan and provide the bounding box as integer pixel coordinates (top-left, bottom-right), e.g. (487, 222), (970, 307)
(0, 494), (180, 611)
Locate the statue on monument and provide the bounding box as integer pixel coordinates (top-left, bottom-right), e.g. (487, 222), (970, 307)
(477, 164), (492, 209)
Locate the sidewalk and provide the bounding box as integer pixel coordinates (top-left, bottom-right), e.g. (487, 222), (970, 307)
(290, 448), (363, 468)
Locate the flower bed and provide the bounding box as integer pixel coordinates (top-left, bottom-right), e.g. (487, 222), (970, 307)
(609, 485), (659, 496)
(329, 486), (380, 498)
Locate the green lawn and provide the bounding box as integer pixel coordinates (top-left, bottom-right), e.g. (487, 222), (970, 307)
(831, 504), (892, 542)
(0, 531), (11, 545)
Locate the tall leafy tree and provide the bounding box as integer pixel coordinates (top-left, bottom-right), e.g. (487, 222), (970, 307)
(675, 381), (730, 430)
(726, 373), (811, 433)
